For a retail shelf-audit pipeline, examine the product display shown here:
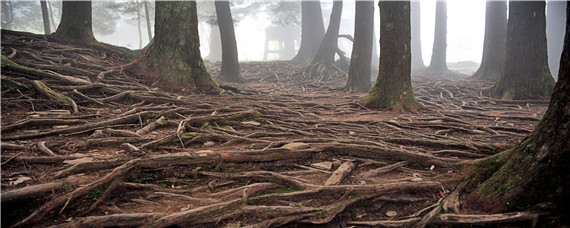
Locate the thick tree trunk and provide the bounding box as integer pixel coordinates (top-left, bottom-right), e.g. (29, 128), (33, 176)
(54, 1), (96, 43)
(291, 1), (326, 63)
(411, 1), (424, 70)
(492, 1), (555, 100)
(40, 0), (51, 35)
(345, 1), (373, 92)
(361, 1), (423, 111)
(462, 5), (570, 219)
(144, 0), (152, 41)
(547, 0), (566, 81)
(128, 1), (220, 94)
(472, 0), (507, 81)
(215, 0), (242, 82)
(428, 0), (447, 73)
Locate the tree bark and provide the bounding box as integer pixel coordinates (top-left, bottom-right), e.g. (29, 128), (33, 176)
(54, 1), (96, 43)
(492, 1), (555, 100)
(205, 25), (222, 61)
(144, 0), (152, 41)
(427, 0), (447, 72)
(547, 0), (567, 81)
(291, 1), (326, 63)
(361, 1), (423, 111)
(411, 1), (424, 70)
(462, 5), (570, 218)
(472, 0), (507, 81)
(345, 0), (373, 92)
(127, 1), (220, 94)
(215, 0), (243, 82)
(40, 0), (51, 35)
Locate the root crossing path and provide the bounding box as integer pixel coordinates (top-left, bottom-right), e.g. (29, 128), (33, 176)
(1, 30), (545, 227)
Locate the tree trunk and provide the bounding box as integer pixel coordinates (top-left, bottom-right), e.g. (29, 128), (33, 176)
(291, 1), (326, 63)
(136, 0), (142, 49)
(547, 0), (566, 81)
(472, 0), (507, 81)
(411, 1), (424, 70)
(215, 0), (243, 82)
(48, 0), (56, 31)
(127, 1), (220, 94)
(54, 1), (96, 43)
(461, 5), (570, 219)
(427, 0), (447, 72)
(361, 1), (423, 111)
(205, 25), (222, 61)
(144, 0), (152, 41)
(492, 1), (555, 100)
(1, 1), (13, 30)
(40, 0), (51, 34)
(345, 0), (373, 92)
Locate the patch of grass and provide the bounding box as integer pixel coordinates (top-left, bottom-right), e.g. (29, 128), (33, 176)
(88, 189), (104, 202)
(58, 182), (77, 193)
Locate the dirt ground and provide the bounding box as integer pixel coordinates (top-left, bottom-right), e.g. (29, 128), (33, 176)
(1, 30), (546, 227)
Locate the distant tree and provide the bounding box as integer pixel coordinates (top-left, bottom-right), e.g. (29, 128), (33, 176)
(291, 1), (326, 63)
(127, 1), (220, 94)
(54, 1), (96, 43)
(411, 1), (424, 70)
(215, 0), (242, 82)
(427, 0), (447, 73)
(492, 1), (555, 100)
(472, 0), (507, 81)
(144, 0), (152, 41)
(345, 0), (373, 92)
(296, 0), (343, 81)
(1, 1), (13, 30)
(361, 1), (422, 111)
(547, 0), (566, 81)
(40, 0), (50, 34)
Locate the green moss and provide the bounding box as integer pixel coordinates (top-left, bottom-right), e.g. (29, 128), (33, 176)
(59, 182), (77, 193)
(88, 189), (104, 201)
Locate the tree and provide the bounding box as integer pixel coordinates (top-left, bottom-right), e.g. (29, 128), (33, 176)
(1, 1), (13, 30)
(40, 0), (50, 34)
(411, 1), (424, 70)
(547, 0), (567, 81)
(427, 0), (447, 73)
(492, 1), (555, 100)
(291, 1), (326, 63)
(54, 1), (96, 43)
(345, 0), (373, 92)
(460, 5), (570, 220)
(361, 1), (422, 111)
(472, 0), (507, 81)
(127, 1), (220, 94)
(144, 0), (152, 41)
(215, 0), (243, 82)
(296, 0), (343, 81)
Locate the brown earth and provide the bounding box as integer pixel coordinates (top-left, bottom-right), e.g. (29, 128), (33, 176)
(1, 30), (545, 227)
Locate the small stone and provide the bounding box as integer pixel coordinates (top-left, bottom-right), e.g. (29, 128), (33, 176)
(349, 131), (356, 135)
(281, 142), (310, 150)
(360, 181), (366, 185)
(112, 109), (122, 114)
(430, 165), (435, 171)
(241, 121), (261, 126)
(386, 211), (398, 217)
(311, 162), (333, 170)
(204, 141), (216, 147)
(411, 177), (423, 182)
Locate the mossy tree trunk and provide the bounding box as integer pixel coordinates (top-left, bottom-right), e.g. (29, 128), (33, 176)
(547, 0), (566, 81)
(361, 1), (423, 111)
(472, 0), (507, 81)
(461, 6), (570, 218)
(54, 1), (96, 43)
(40, 1), (51, 35)
(291, 1), (325, 63)
(411, 1), (425, 70)
(296, 0), (343, 81)
(492, 1), (555, 100)
(427, 0), (447, 73)
(128, 1), (220, 94)
(215, 0), (242, 82)
(345, 0), (373, 92)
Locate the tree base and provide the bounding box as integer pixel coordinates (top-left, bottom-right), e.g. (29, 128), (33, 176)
(293, 62), (347, 82)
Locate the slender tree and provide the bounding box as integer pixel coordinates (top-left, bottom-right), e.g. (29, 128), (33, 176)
(427, 0), (447, 72)
(411, 1), (425, 70)
(40, 0), (51, 34)
(472, 0), (507, 81)
(361, 1), (422, 111)
(127, 1), (220, 94)
(547, 0), (566, 81)
(136, 0), (143, 49)
(215, 0), (242, 82)
(492, 1), (555, 100)
(460, 5), (570, 220)
(144, 0), (152, 41)
(291, 1), (326, 63)
(1, 1), (13, 30)
(54, 1), (96, 43)
(345, 0), (373, 92)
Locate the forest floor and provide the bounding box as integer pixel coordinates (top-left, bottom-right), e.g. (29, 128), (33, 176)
(1, 30), (547, 227)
